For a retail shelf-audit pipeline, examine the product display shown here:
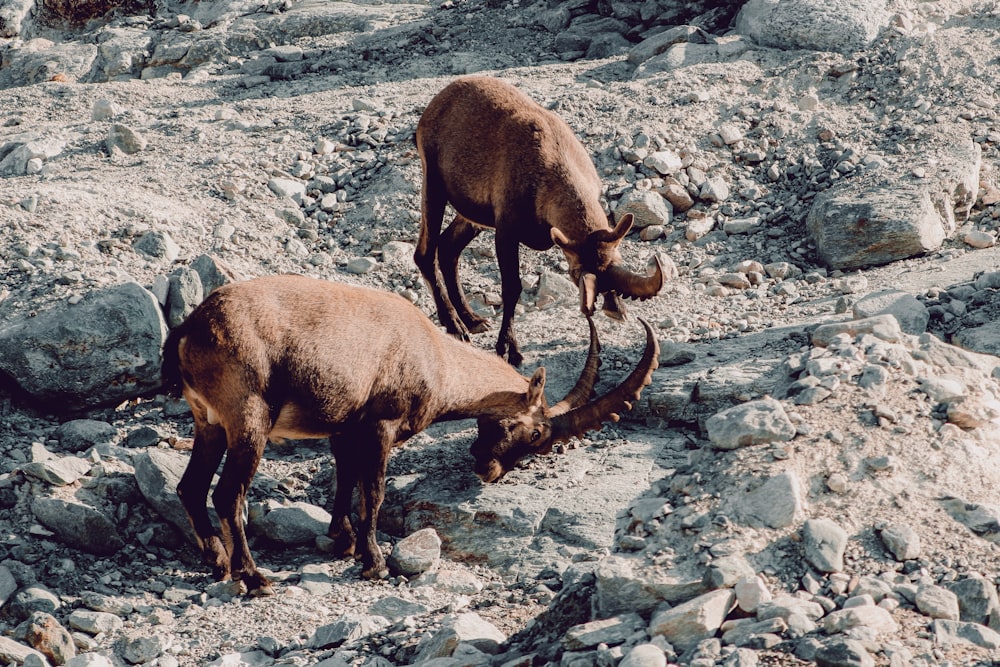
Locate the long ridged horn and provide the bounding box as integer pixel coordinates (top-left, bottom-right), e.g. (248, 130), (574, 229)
(549, 316), (602, 417)
(549, 318), (659, 443)
(605, 254), (665, 301)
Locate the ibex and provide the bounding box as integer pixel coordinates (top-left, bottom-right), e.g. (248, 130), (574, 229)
(161, 274), (658, 594)
(414, 75), (665, 367)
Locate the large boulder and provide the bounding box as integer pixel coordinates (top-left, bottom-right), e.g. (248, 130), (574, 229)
(0, 281), (168, 411)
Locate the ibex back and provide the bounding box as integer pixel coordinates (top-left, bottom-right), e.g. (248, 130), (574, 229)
(161, 274), (658, 594)
(414, 75), (666, 366)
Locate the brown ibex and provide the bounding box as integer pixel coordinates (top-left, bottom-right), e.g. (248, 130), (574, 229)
(161, 274), (658, 594)
(414, 75), (665, 367)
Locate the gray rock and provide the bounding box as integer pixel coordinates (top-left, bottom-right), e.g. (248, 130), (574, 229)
(952, 321), (1000, 358)
(932, 619), (1000, 649)
(268, 177), (307, 200)
(821, 604), (897, 634)
(735, 470), (805, 529)
(107, 124), (147, 155)
(703, 555), (756, 589)
(721, 617), (786, 647)
(54, 420), (117, 453)
(648, 589), (734, 652)
(802, 518), (848, 573)
(563, 613), (644, 650)
(133, 231), (179, 261)
(536, 270), (577, 308)
(811, 315), (903, 347)
(939, 497), (1000, 544)
(616, 190), (673, 229)
(0, 40), (97, 87)
(31, 496), (124, 556)
(67, 610), (123, 635)
(134, 448), (201, 543)
(189, 254), (239, 296)
(946, 574), (1000, 629)
(807, 178), (945, 271)
(633, 39), (751, 79)
(5, 586), (61, 624)
(705, 397), (796, 450)
(594, 555), (705, 616)
(121, 635), (166, 664)
(813, 638), (875, 667)
(413, 613), (505, 661)
(915, 584), (961, 620)
(166, 266), (205, 328)
(852, 290), (928, 335)
(310, 615), (389, 650)
(627, 25), (708, 65)
(756, 596), (825, 623)
(255, 501), (331, 545)
(368, 596), (430, 621)
(21, 455), (92, 485)
(736, 0), (889, 54)
(0, 281), (168, 410)
(0, 566), (17, 607)
(879, 523), (921, 561)
(387, 527), (442, 577)
(0, 134), (66, 176)
(0, 0), (33, 38)
(619, 643), (667, 667)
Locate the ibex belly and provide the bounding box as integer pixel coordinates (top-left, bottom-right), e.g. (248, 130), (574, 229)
(269, 402), (334, 442)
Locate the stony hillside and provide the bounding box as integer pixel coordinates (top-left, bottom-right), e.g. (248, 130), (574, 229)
(2, 0), (1000, 666)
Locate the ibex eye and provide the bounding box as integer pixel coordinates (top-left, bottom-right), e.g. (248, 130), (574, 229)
(531, 429), (541, 441)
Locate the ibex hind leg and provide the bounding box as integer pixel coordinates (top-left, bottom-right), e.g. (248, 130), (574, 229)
(415, 170), (471, 339)
(213, 405), (274, 596)
(177, 421), (231, 582)
(440, 214), (490, 334)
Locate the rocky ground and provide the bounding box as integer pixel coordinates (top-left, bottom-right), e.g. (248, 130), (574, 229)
(2, 0), (1000, 665)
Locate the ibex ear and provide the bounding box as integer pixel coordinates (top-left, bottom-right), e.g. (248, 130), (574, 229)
(610, 213), (634, 242)
(527, 367), (546, 408)
(550, 227), (571, 248)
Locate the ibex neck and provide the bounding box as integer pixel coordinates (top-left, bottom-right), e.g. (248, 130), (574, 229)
(433, 338), (528, 420)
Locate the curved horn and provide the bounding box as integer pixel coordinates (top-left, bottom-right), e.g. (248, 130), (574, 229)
(550, 318), (659, 444)
(605, 254), (666, 300)
(549, 316), (602, 417)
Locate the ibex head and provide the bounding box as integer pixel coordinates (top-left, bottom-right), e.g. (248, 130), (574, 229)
(551, 213), (666, 317)
(470, 316), (658, 483)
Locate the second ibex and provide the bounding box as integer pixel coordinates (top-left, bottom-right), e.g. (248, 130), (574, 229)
(414, 75), (666, 367)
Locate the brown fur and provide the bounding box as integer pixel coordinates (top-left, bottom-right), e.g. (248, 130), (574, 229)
(162, 274), (657, 593)
(414, 76), (665, 367)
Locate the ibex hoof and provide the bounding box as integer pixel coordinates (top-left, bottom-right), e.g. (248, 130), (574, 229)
(362, 562), (390, 580)
(243, 572), (275, 597)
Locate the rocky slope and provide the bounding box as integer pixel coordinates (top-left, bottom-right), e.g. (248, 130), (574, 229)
(2, 0), (1000, 666)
